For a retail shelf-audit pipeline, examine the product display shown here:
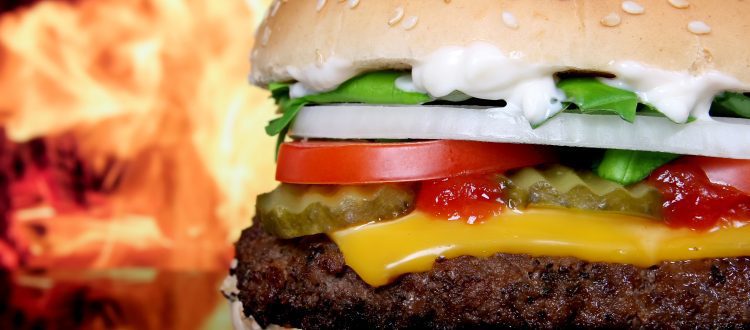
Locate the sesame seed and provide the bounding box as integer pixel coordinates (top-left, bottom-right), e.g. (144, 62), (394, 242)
(270, 0), (281, 16)
(668, 0), (690, 9)
(502, 11), (519, 29)
(402, 16), (419, 30)
(316, 0), (327, 12)
(388, 6), (405, 26)
(600, 12), (622, 27)
(621, 1), (645, 14)
(688, 20), (711, 35)
(348, 0), (359, 9)
(261, 26), (271, 46)
(444, 0), (451, 3)
(315, 49), (325, 67)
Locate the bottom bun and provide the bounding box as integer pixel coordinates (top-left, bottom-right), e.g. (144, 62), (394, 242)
(234, 222), (750, 329)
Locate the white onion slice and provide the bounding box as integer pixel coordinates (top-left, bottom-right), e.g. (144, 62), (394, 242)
(290, 105), (750, 160)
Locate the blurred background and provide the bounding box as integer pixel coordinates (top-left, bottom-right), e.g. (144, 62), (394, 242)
(0, 0), (277, 328)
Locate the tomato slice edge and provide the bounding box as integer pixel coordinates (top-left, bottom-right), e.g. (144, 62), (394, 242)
(679, 156), (750, 196)
(276, 140), (555, 184)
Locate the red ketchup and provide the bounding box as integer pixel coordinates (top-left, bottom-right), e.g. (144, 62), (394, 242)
(416, 174), (505, 224)
(649, 163), (750, 230)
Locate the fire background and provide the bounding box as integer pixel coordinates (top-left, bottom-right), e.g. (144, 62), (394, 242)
(0, 0), (277, 328)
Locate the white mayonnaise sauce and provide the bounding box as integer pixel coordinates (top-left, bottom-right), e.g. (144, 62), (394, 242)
(603, 61), (747, 123)
(394, 74), (421, 93)
(410, 43), (565, 125)
(287, 57), (359, 98)
(281, 43), (749, 124)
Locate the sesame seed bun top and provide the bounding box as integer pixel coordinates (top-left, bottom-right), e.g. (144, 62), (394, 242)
(250, 0), (750, 87)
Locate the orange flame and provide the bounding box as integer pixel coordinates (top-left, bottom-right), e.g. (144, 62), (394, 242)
(0, 0), (276, 271)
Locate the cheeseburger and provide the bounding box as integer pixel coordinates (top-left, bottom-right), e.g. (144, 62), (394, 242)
(223, 0), (750, 328)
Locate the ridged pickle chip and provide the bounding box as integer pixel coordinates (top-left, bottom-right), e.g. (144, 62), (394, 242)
(257, 183), (416, 238)
(507, 165), (662, 218)
(258, 165), (663, 239)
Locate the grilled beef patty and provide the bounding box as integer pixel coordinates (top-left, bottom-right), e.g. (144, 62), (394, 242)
(235, 223), (750, 329)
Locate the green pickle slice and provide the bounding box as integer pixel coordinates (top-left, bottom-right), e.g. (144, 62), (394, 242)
(258, 165), (663, 239)
(506, 165), (662, 218)
(257, 183), (416, 238)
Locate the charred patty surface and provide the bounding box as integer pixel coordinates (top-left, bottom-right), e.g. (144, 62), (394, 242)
(235, 223), (750, 329)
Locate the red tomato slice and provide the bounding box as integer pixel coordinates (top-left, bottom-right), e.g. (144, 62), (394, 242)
(276, 140), (555, 184)
(679, 156), (750, 196)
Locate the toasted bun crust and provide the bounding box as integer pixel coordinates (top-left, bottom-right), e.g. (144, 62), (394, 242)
(251, 0), (750, 87)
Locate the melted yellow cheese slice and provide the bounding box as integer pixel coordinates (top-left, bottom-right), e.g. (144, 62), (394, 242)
(328, 209), (750, 287)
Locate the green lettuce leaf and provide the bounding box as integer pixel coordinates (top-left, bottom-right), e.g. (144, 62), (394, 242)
(303, 71), (431, 105)
(711, 92), (750, 119)
(265, 71), (432, 157)
(558, 78), (638, 122)
(265, 98), (307, 136)
(595, 149), (678, 186)
(274, 125), (289, 161)
(268, 82), (291, 104)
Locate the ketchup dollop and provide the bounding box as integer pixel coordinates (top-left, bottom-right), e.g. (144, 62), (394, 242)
(649, 163), (750, 230)
(416, 174), (505, 224)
